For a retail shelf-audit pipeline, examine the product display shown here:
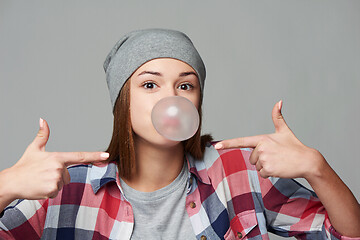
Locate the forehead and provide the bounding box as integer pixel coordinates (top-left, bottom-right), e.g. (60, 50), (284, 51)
(132, 58), (197, 75)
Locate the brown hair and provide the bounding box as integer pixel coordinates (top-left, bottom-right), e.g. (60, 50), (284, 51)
(106, 79), (212, 179)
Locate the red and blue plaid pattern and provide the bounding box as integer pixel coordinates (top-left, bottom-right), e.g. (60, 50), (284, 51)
(0, 144), (356, 239)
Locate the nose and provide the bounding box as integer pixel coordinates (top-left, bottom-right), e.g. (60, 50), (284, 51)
(154, 85), (179, 104)
(162, 86), (178, 98)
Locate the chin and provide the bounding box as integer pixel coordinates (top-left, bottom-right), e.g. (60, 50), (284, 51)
(152, 135), (182, 148)
(134, 131), (182, 149)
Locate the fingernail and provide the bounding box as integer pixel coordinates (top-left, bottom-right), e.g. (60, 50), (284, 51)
(100, 152), (109, 159)
(278, 100), (283, 111)
(39, 118), (44, 128)
(215, 143), (223, 150)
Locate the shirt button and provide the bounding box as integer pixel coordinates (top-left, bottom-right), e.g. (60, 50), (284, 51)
(200, 235), (207, 240)
(190, 202), (196, 208)
(237, 232), (243, 238)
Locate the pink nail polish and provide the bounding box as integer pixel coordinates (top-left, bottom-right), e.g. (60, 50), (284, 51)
(278, 100), (282, 111)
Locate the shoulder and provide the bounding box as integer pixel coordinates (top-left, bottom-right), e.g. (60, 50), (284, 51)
(202, 141), (255, 172)
(186, 142), (257, 186)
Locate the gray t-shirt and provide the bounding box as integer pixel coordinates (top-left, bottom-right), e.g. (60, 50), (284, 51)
(120, 162), (196, 240)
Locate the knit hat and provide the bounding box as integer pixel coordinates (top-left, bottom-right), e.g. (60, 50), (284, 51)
(103, 28), (206, 111)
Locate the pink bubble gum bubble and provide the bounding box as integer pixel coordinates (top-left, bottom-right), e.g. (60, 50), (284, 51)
(151, 96), (200, 141)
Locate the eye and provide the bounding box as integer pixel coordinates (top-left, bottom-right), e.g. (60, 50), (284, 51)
(142, 81), (157, 89)
(178, 83), (194, 91)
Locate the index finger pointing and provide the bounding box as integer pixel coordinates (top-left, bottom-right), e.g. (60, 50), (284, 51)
(55, 152), (109, 166)
(214, 135), (263, 150)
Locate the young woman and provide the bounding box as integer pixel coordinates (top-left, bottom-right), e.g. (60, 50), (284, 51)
(0, 29), (359, 239)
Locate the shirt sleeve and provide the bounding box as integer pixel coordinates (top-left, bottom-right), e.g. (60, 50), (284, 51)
(0, 198), (48, 239)
(258, 176), (360, 240)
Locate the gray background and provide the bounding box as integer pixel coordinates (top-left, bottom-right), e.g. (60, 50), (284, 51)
(0, 1), (359, 239)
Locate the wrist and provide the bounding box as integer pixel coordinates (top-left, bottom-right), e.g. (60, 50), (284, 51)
(302, 148), (328, 182)
(0, 168), (19, 204)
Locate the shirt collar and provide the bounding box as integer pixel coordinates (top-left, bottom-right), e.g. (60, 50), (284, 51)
(89, 161), (118, 194)
(186, 145), (217, 186)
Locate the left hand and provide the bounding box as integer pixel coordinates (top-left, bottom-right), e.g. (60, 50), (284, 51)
(214, 100), (325, 179)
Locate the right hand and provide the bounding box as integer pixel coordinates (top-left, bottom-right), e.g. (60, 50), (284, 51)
(3, 118), (109, 200)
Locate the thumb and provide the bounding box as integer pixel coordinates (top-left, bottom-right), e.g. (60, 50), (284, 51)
(32, 118), (50, 151)
(272, 100), (289, 133)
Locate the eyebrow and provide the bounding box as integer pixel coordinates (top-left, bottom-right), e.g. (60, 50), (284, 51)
(179, 72), (197, 77)
(137, 71), (197, 78)
(138, 71), (162, 77)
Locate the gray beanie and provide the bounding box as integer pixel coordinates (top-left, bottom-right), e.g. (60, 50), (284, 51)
(103, 28), (206, 111)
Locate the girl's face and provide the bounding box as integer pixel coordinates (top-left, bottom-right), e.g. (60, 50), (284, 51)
(129, 58), (201, 147)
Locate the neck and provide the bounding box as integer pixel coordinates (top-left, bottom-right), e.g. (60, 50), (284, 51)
(123, 136), (185, 192)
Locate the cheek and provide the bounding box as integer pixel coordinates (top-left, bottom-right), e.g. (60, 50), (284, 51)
(130, 93), (155, 131)
(178, 90), (201, 110)
(188, 88), (201, 110)
(194, 97), (201, 110)
(187, 94), (201, 110)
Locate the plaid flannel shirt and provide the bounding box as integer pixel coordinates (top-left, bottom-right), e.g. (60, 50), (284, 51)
(0, 143), (357, 240)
